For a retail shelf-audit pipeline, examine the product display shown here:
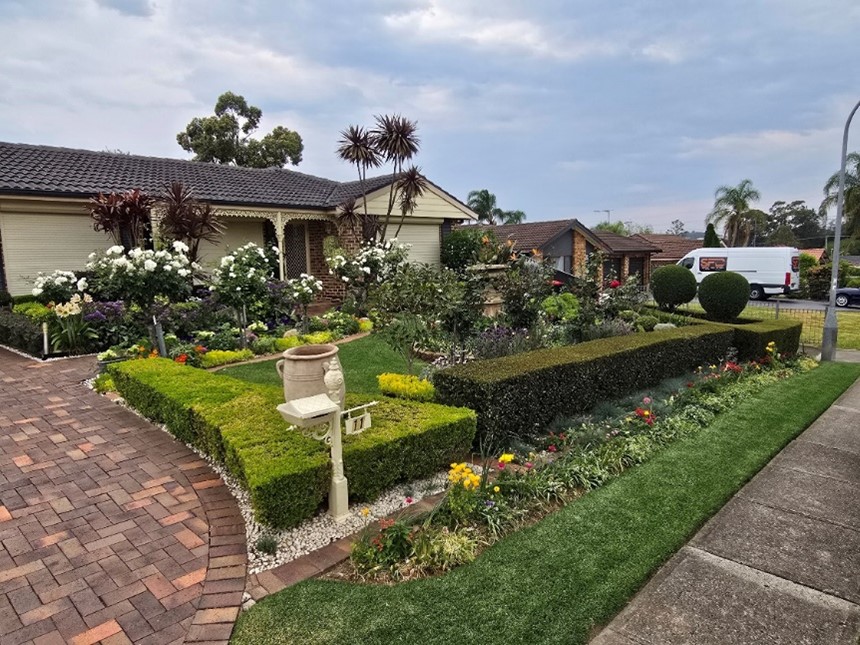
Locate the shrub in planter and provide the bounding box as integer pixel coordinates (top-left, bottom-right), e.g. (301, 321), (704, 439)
(650, 265), (697, 311)
(698, 271), (749, 321)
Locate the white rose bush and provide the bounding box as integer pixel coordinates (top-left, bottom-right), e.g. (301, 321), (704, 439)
(86, 242), (196, 308)
(287, 273), (324, 332)
(325, 239), (410, 313)
(32, 270), (84, 304)
(212, 242), (277, 313)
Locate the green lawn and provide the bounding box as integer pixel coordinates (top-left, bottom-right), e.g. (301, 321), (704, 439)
(231, 362), (860, 645)
(221, 335), (426, 394)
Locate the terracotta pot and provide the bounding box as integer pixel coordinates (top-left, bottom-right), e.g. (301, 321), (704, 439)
(276, 344), (346, 404)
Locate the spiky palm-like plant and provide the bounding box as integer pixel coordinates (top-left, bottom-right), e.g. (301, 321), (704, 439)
(159, 181), (224, 263)
(370, 114), (420, 238)
(394, 166), (428, 237)
(336, 125), (382, 241)
(706, 179), (762, 246)
(88, 189), (154, 251)
(821, 151), (860, 242)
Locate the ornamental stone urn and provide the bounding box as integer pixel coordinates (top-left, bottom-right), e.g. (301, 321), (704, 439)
(276, 344), (346, 405)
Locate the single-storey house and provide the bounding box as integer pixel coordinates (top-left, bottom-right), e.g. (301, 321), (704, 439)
(633, 233), (703, 269)
(476, 219), (661, 284)
(0, 142), (476, 297)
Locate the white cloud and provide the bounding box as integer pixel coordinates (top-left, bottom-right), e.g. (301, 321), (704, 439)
(383, 1), (618, 61)
(677, 127), (838, 160)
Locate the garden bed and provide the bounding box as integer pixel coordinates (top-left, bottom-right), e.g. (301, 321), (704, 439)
(230, 361), (860, 645)
(109, 358), (476, 528)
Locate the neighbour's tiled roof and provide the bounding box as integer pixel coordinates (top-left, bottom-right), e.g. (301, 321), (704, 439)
(0, 141), (399, 210)
(842, 255), (860, 266)
(592, 230), (661, 254)
(473, 219), (577, 250)
(799, 247), (827, 262)
(634, 233), (700, 261)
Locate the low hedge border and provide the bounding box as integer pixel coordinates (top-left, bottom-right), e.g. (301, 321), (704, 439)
(110, 359), (476, 528)
(646, 307), (802, 359)
(0, 309), (43, 356)
(434, 325), (734, 440)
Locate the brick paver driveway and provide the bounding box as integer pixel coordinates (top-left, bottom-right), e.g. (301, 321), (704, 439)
(0, 349), (246, 644)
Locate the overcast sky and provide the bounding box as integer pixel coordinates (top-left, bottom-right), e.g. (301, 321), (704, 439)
(1, 0), (858, 231)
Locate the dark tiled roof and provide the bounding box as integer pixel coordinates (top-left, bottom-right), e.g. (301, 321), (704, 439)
(592, 230), (661, 253)
(0, 141), (401, 210)
(474, 219), (576, 250)
(634, 234), (698, 261)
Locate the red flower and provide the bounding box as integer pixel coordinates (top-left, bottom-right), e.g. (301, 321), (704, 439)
(195, 345), (207, 354)
(548, 445), (557, 453)
(405, 496), (413, 504)
(609, 279), (621, 288)
(551, 280), (563, 287)
(175, 354), (188, 364)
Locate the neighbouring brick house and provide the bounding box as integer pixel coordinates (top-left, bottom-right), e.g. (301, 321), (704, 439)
(633, 233), (704, 270)
(475, 219), (661, 284)
(0, 142), (476, 298)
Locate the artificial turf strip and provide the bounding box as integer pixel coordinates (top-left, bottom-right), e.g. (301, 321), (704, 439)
(231, 362), (860, 645)
(221, 334), (426, 394)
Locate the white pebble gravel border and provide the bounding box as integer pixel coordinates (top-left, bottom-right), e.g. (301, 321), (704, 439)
(86, 378), (477, 575)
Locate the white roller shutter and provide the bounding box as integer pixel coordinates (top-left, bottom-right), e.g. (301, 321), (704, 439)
(387, 223), (441, 265)
(0, 213), (109, 295)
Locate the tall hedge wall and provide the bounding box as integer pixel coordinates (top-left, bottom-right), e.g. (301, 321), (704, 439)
(110, 359), (476, 528)
(434, 325), (734, 440)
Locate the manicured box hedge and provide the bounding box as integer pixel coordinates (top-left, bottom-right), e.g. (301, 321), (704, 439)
(0, 309), (43, 356)
(647, 308), (803, 360)
(110, 359), (476, 528)
(434, 325), (733, 440)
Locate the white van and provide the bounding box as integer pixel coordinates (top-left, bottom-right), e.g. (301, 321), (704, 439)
(677, 247), (800, 300)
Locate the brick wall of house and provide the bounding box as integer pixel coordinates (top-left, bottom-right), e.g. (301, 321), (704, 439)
(573, 230), (588, 274)
(307, 220), (343, 301)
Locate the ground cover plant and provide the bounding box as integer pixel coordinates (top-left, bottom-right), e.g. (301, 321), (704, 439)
(231, 361), (860, 645)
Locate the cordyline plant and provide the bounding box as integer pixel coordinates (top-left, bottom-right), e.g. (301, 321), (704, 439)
(336, 114), (426, 242)
(88, 189), (154, 251)
(159, 181), (224, 263)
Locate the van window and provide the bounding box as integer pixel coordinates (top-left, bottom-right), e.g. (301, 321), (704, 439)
(699, 256), (727, 272)
(680, 258), (694, 269)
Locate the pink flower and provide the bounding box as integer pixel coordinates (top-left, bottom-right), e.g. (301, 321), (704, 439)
(610, 279), (621, 288)
(548, 445), (557, 453)
(405, 496), (413, 504)
(525, 462), (533, 470)
(497, 462), (506, 470)
(642, 397), (652, 405)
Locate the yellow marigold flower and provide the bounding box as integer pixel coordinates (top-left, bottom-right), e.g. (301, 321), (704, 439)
(498, 453), (515, 464)
(493, 486), (500, 493)
(360, 507), (370, 517)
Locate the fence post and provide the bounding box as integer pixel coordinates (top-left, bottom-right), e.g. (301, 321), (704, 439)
(775, 300), (780, 320)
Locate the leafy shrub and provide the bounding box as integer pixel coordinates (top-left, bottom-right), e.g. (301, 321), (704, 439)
(498, 257), (555, 329)
(441, 228), (483, 272)
(698, 271), (749, 321)
(806, 261), (852, 300)
(255, 534), (278, 556)
(13, 301), (53, 324)
(302, 331), (335, 345)
(541, 293), (580, 322)
(251, 336), (278, 355)
(274, 336), (303, 352)
(468, 326), (543, 360)
(650, 265), (697, 311)
(87, 245), (194, 308)
(434, 325), (734, 440)
(0, 309), (43, 355)
(846, 277), (860, 288)
(638, 315), (658, 331)
(378, 373), (436, 402)
(200, 349), (254, 368)
(109, 359), (476, 528)
(0, 290), (12, 308)
(92, 373), (115, 393)
(358, 318), (374, 333)
(212, 242), (277, 311)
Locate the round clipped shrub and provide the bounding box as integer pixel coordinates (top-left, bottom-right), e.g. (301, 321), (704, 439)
(650, 265), (697, 311)
(638, 315), (658, 331)
(698, 271), (749, 321)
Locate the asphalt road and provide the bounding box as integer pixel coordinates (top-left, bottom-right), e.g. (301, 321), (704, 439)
(746, 297), (860, 312)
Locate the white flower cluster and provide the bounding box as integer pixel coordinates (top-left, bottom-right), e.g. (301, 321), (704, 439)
(325, 239), (410, 285)
(87, 245), (195, 278)
(53, 293), (93, 319)
(215, 243), (270, 286)
(32, 270), (85, 297)
(287, 273), (324, 304)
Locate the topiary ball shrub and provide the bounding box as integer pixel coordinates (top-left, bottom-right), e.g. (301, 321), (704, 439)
(698, 271), (750, 321)
(650, 265), (697, 311)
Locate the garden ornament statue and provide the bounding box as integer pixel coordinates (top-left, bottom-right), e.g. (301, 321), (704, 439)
(275, 344), (375, 522)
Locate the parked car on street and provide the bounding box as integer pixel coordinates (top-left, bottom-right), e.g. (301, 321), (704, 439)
(835, 287), (860, 308)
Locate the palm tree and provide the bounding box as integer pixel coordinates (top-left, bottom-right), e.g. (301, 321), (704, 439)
(371, 114), (420, 239)
(336, 125), (381, 240)
(394, 166), (428, 237)
(706, 179), (762, 246)
(821, 151), (860, 242)
(466, 189), (527, 225)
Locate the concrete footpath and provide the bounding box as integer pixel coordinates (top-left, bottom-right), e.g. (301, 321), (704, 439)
(592, 372), (860, 645)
